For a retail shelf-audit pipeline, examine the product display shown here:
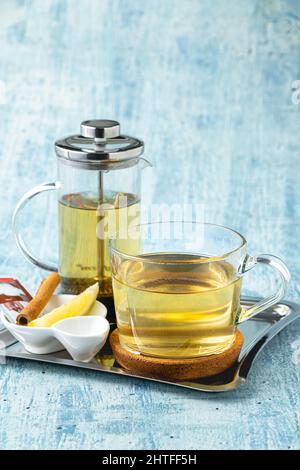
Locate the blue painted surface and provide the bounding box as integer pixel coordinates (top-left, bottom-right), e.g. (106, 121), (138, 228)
(0, 0), (300, 450)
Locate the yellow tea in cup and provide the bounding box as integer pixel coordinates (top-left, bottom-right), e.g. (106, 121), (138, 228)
(113, 255), (241, 358)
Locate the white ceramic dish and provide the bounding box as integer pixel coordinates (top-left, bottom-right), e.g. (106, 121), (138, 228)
(0, 294), (108, 356)
(53, 316), (110, 362)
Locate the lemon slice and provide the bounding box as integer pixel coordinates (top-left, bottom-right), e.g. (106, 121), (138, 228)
(29, 283), (99, 328)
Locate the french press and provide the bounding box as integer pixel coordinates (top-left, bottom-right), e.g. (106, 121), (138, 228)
(13, 119), (150, 308)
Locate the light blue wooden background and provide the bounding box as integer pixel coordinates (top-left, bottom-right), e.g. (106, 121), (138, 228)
(0, 0), (300, 450)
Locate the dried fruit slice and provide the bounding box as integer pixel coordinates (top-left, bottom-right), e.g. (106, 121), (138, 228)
(29, 283), (99, 328)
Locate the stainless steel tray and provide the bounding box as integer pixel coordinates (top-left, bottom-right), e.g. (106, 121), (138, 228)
(0, 297), (299, 393)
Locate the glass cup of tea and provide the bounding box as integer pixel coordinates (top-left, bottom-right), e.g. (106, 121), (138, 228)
(110, 221), (290, 359)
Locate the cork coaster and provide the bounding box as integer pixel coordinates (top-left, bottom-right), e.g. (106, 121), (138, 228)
(109, 329), (243, 382)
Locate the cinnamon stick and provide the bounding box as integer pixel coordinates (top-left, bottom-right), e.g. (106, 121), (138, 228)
(16, 273), (61, 325)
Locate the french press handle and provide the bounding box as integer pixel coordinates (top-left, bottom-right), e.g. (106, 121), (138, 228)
(12, 181), (60, 272)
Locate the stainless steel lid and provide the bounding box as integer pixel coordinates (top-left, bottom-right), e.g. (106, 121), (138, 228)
(55, 119), (144, 169)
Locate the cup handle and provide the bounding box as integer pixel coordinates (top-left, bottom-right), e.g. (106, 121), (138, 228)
(12, 181), (60, 272)
(237, 254), (291, 323)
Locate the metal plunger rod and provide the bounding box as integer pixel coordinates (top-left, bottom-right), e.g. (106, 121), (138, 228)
(97, 169), (105, 286)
